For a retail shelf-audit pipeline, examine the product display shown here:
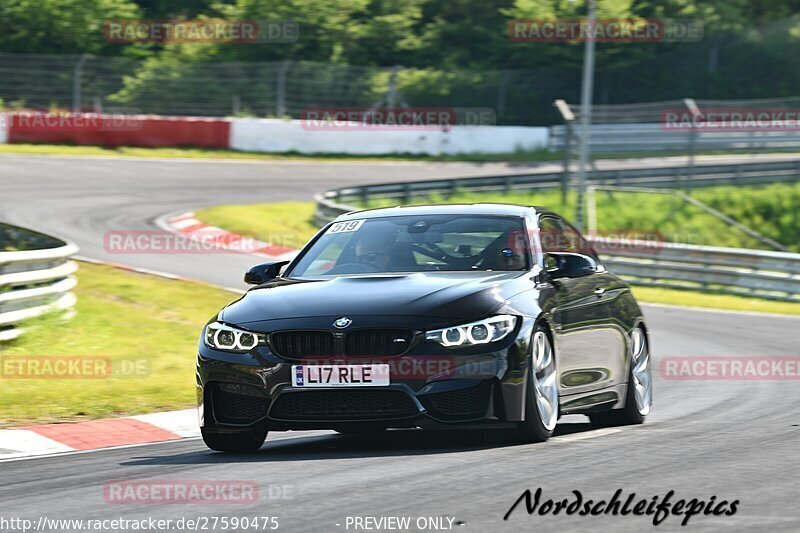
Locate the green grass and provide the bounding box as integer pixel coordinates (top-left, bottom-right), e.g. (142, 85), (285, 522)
(193, 200), (800, 316)
(357, 182), (800, 252)
(0, 262), (236, 427)
(0, 142), (793, 163)
(196, 201), (321, 250)
(631, 286), (800, 315)
(0, 143), (557, 162)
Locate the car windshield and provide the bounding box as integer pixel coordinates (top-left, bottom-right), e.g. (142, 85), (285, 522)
(289, 214), (530, 278)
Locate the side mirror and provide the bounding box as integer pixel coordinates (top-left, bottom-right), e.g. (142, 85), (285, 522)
(545, 252), (597, 279)
(244, 260), (290, 285)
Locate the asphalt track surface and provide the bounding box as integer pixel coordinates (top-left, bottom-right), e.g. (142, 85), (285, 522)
(1, 153), (799, 532)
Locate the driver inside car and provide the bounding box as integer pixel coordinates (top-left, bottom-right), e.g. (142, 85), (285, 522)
(353, 224), (398, 270)
(495, 229), (527, 270)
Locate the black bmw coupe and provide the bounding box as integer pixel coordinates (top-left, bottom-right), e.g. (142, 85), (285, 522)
(197, 204), (652, 452)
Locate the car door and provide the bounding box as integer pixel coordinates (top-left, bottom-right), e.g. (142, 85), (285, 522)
(539, 215), (627, 398)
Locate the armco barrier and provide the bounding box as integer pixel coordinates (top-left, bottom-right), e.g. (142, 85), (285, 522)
(549, 123), (800, 153)
(591, 240), (800, 302)
(0, 224), (79, 341)
(313, 172), (800, 302)
(5, 113), (230, 148)
(316, 160), (800, 214)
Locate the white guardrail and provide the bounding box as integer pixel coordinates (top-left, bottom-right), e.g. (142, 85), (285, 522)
(590, 239), (800, 302)
(314, 173), (800, 303)
(549, 123), (800, 153)
(0, 225), (79, 342)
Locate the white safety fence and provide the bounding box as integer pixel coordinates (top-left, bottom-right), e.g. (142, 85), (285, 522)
(0, 227), (79, 342)
(0, 113), (8, 144)
(590, 239), (800, 302)
(229, 118), (549, 155)
(549, 123), (800, 153)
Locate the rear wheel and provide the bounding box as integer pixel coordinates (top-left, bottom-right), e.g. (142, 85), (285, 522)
(517, 324), (558, 443)
(589, 326), (652, 428)
(201, 427), (267, 452)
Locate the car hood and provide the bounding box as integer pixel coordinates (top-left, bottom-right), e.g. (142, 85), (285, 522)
(221, 271), (531, 325)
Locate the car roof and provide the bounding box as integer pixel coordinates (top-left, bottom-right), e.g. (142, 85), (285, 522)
(334, 203), (556, 221)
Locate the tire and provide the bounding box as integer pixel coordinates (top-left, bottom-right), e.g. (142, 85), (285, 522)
(517, 323), (558, 443)
(589, 326), (652, 428)
(201, 427), (267, 452)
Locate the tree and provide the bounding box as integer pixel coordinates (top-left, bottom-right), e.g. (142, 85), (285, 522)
(0, 0), (143, 55)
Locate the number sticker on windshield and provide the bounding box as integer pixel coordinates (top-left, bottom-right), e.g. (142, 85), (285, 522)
(327, 220), (365, 234)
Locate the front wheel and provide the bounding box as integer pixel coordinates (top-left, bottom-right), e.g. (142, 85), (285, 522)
(517, 324), (559, 443)
(201, 427), (267, 452)
(589, 326), (652, 428)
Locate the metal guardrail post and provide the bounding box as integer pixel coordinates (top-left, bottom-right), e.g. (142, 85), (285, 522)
(402, 183), (412, 204)
(586, 186), (598, 235)
(562, 122), (574, 203)
(553, 100), (575, 204)
(275, 60), (291, 117)
(684, 98), (700, 181)
(72, 53), (91, 113)
(574, 0), (597, 231)
(496, 70), (511, 122)
(387, 66), (399, 110)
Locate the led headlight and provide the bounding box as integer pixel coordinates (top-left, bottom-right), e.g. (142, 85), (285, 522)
(204, 322), (264, 352)
(425, 315), (517, 348)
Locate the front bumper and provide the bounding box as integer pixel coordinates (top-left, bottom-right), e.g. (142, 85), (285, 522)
(197, 316), (535, 432)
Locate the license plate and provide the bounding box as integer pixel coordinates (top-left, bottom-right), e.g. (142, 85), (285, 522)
(291, 364), (390, 387)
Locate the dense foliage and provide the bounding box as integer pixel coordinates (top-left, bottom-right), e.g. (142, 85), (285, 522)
(0, 1), (798, 122)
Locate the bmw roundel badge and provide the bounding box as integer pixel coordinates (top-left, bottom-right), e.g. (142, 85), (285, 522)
(333, 316), (352, 329)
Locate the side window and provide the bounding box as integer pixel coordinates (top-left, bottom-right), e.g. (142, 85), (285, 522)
(539, 216), (577, 253)
(537, 217), (557, 253)
(538, 216), (600, 262)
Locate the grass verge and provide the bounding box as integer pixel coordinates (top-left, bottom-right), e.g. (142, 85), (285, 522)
(0, 142), (791, 163)
(357, 184), (800, 252)
(0, 262), (236, 427)
(195, 201), (320, 250)
(193, 201), (800, 316)
(0, 143), (557, 162)
(631, 286), (800, 315)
